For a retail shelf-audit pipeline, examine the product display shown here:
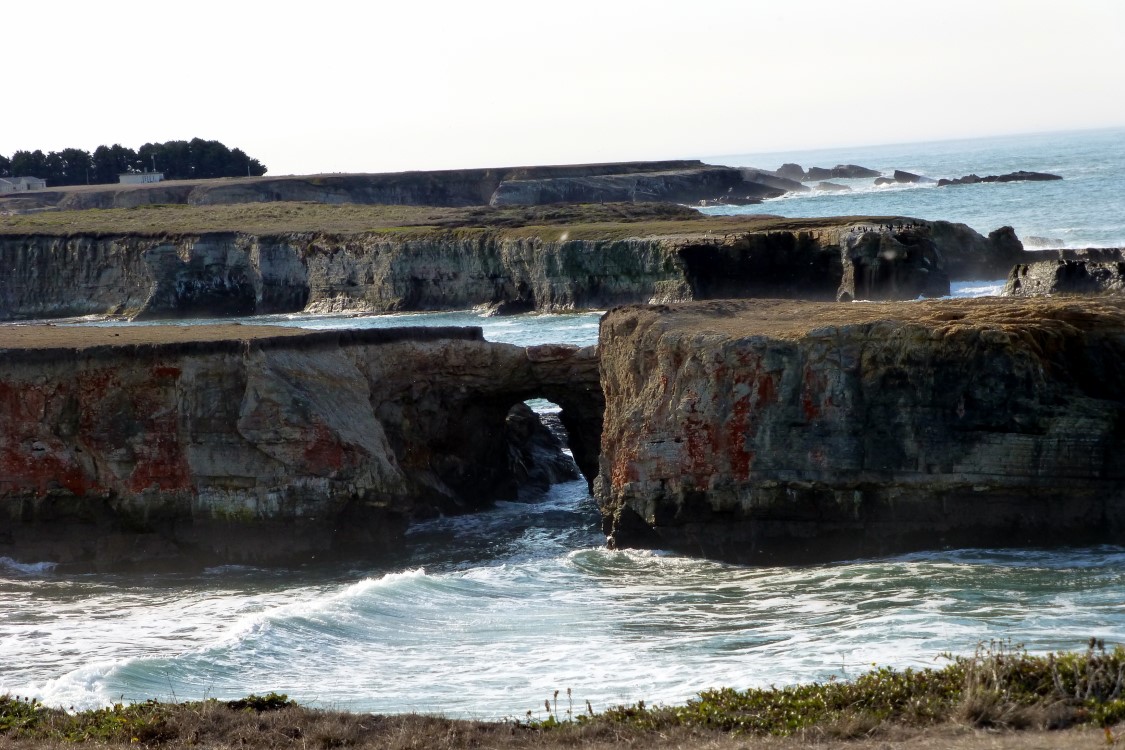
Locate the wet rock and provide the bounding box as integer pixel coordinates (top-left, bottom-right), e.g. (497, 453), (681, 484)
(774, 163), (807, 182)
(807, 164), (881, 180)
(502, 403), (580, 501)
(937, 171), (1062, 186)
(893, 170), (936, 184)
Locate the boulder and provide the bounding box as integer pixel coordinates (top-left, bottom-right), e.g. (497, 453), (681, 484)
(808, 164), (881, 180)
(775, 163), (807, 181)
(815, 182), (850, 192)
(893, 170), (936, 184)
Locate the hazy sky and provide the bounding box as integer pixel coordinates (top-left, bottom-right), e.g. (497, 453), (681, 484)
(7, 0), (1124, 175)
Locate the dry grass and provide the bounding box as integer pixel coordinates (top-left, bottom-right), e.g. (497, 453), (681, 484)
(0, 201), (906, 241)
(616, 296), (1125, 341)
(0, 704), (1115, 750)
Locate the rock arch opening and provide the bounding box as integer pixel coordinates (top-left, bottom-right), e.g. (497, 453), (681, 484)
(501, 399), (581, 501)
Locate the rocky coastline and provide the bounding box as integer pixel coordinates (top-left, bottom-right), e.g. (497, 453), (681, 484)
(596, 297), (1125, 563)
(0, 325), (601, 570)
(0, 205), (1023, 321)
(0, 166), (1117, 570)
(0, 159), (1062, 216)
(1004, 248), (1125, 297)
(5, 293), (1125, 569)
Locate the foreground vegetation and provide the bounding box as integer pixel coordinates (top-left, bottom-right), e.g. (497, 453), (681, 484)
(3, 643), (1125, 748)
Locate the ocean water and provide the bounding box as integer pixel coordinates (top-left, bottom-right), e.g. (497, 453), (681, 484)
(4, 128), (1125, 717)
(704, 126), (1125, 250)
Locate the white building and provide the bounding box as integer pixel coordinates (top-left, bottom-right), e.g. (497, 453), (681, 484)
(118, 172), (164, 184)
(0, 176), (48, 193)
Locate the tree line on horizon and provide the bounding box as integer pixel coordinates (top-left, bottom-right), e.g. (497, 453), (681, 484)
(0, 139), (267, 186)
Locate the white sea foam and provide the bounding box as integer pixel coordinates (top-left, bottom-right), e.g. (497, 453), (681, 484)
(949, 280), (1006, 298)
(0, 557), (58, 575)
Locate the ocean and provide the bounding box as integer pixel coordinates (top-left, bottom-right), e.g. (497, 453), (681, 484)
(3, 127), (1125, 718)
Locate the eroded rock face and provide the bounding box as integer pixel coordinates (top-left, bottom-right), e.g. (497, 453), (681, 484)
(0, 162), (712, 213)
(488, 167), (767, 206)
(0, 218), (1022, 321)
(596, 298), (1125, 564)
(0, 327), (602, 570)
(1005, 249), (1125, 297)
(678, 221), (950, 302)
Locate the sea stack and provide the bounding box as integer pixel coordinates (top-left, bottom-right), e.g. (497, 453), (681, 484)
(596, 298), (1125, 564)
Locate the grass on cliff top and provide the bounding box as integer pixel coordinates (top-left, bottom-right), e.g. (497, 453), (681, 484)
(3, 643), (1125, 749)
(0, 201), (907, 241)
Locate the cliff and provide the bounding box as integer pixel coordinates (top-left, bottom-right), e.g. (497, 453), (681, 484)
(0, 161), (773, 213)
(1005, 248), (1125, 297)
(0, 326), (602, 570)
(596, 298), (1125, 564)
(0, 207), (1021, 320)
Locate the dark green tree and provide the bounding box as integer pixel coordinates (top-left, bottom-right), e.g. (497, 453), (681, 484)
(10, 150), (48, 178)
(6, 139), (267, 184)
(56, 148), (94, 185)
(92, 144), (138, 183)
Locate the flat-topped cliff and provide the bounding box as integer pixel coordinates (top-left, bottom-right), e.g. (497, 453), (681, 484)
(0, 204), (1022, 320)
(596, 298), (1125, 563)
(0, 160), (776, 214)
(0, 325), (602, 570)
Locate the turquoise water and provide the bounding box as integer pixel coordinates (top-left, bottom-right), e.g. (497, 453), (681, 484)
(3, 128), (1125, 718)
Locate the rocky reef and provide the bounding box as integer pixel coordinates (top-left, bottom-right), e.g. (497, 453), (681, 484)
(596, 298), (1125, 564)
(0, 326), (602, 570)
(937, 171), (1062, 187)
(1005, 249), (1125, 297)
(0, 211), (1023, 321)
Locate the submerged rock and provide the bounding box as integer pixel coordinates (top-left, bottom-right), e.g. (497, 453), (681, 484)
(596, 298), (1125, 564)
(937, 171), (1062, 186)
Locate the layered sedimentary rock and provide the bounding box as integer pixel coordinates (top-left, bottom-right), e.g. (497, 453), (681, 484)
(596, 298), (1125, 564)
(0, 326), (602, 570)
(488, 166), (786, 206)
(0, 217), (1019, 321)
(1005, 249), (1125, 297)
(0, 161), (786, 214)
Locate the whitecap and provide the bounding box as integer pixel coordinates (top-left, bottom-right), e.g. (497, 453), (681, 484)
(0, 557), (58, 575)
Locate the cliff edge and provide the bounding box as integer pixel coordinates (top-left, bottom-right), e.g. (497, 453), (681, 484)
(596, 298), (1125, 563)
(0, 205), (1022, 320)
(0, 325), (602, 570)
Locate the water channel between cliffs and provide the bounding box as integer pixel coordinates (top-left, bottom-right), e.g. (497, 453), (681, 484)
(3, 303), (1124, 717)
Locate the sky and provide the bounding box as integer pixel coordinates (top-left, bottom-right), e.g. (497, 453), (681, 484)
(6, 0), (1124, 176)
